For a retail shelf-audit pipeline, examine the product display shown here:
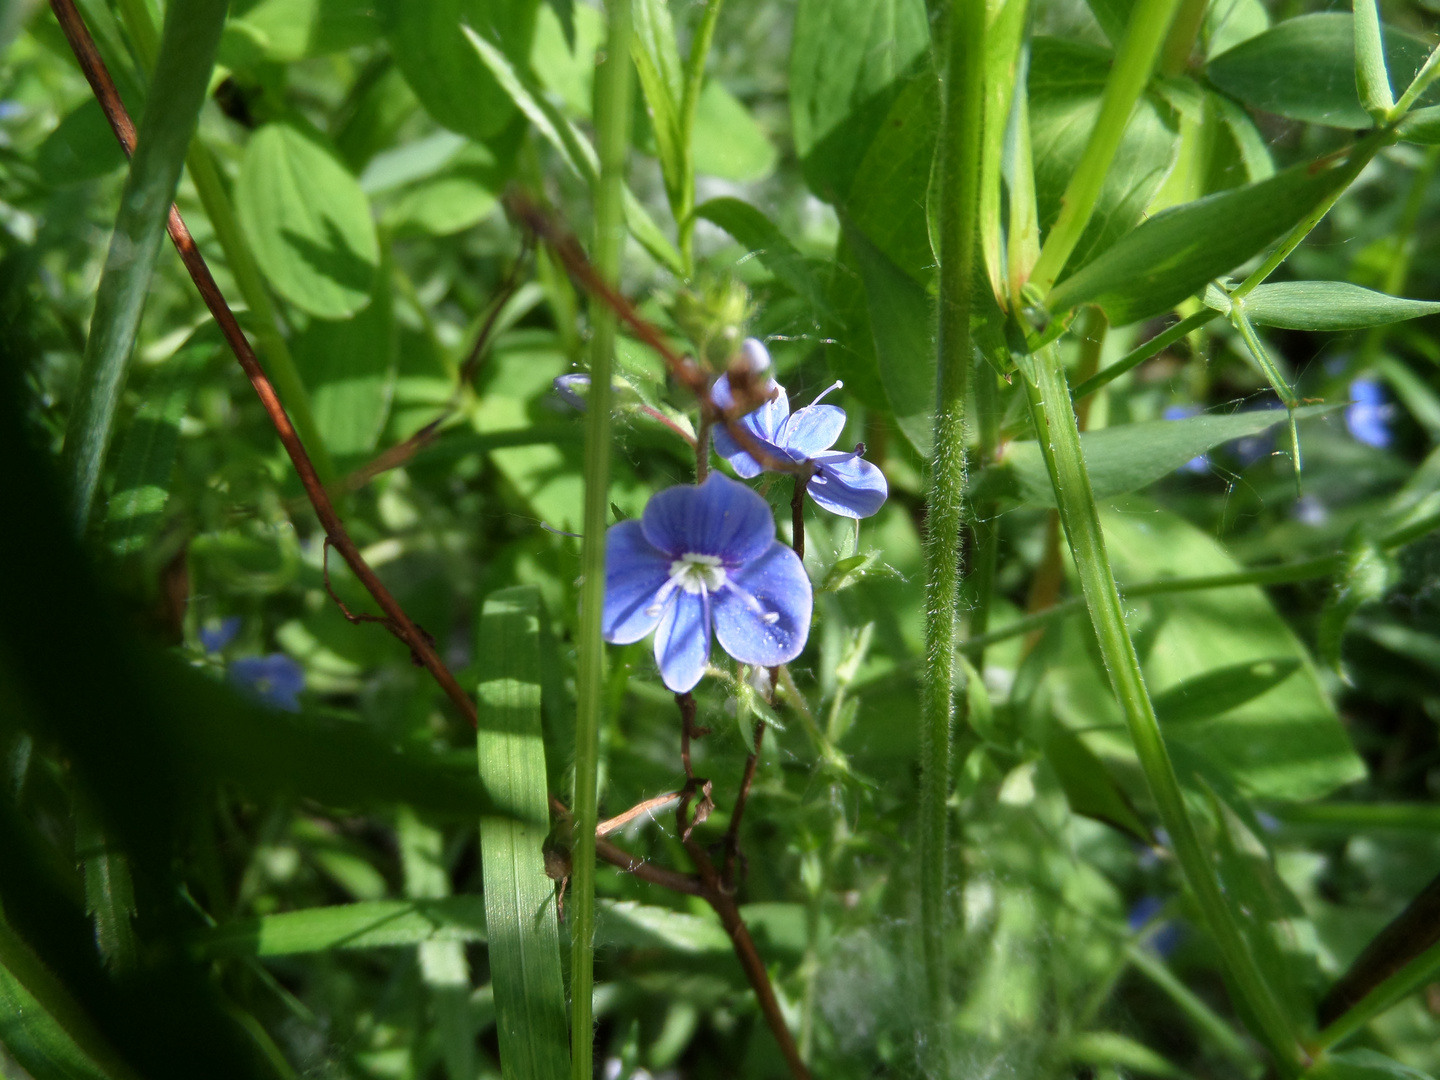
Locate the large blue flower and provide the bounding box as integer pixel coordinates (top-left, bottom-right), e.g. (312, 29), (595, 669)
(602, 473), (813, 692)
(710, 341), (888, 519)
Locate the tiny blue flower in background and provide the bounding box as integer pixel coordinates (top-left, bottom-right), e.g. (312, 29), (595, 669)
(711, 339), (888, 519)
(602, 472), (813, 693)
(200, 616), (242, 653)
(1162, 405), (1209, 474)
(230, 654), (305, 712)
(553, 373), (591, 411)
(1230, 400), (1283, 466)
(1127, 896), (1182, 957)
(1346, 376), (1395, 449)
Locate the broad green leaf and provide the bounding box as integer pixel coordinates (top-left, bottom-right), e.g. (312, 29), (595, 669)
(973, 403), (1336, 506)
(1045, 729), (1154, 843)
(1085, 0), (1135, 48)
(1046, 159), (1352, 325)
(694, 198), (830, 316)
(103, 336), (212, 557)
(36, 99), (126, 185)
(376, 0), (539, 142)
(475, 586), (570, 1080)
(0, 914), (143, 1080)
(692, 80), (777, 182)
(530, 0), (605, 116)
(845, 71), (938, 284)
(235, 120), (380, 319)
(1150, 658), (1303, 724)
(198, 897), (488, 958)
(1307, 1051), (1436, 1080)
(844, 221), (934, 457)
(1204, 0), (1270, 59)
(292, 258), (396, 457)
(1097, 500), (1365, 801)
(1028, 39), (1179, 277)
(1207, 13), (1436, 129)
(221, 0), (378, 62)
(1229, 282), (1440, 331)
(790, 0), (931, 197)
(59, 0), (228, 530)
(382, 172), (498, 236)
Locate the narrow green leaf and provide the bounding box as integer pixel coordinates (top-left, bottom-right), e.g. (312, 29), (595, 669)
(60, 0), (229, 531)
(1150, 658), (1302, 724)
(475, 586), (570, 1080)
(74, 805), (136, 973)
(1045, 729), (1155, 843)
(198, 897), (487, 958)
(1207, 13), (1435, 129)
(1236, 281), (1440, 331)
(973, 403), (1337, 506)
(980, 0), (1027, 301)
(631, 0), (684, 201)
(1398, 103), (1440, 144)
(376, 0), (538, 142)
(103, 336), (212, 558)
(1307, 1051), (1437, 1080)
(1047, 158), (1352, 326)
(1069, 1031), (1187, 1078)
(235, 120), (381, 320)
(1354, 0), (1395, 120)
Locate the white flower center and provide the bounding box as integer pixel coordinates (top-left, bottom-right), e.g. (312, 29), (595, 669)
(669, 552), (727, 594)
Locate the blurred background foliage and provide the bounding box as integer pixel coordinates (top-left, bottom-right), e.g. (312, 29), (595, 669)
(3, 0), (1440, 1077)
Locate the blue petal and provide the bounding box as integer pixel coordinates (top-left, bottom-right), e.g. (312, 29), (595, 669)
(602, 520), (672, 644)
(640, 473), (776, 564)
(712, 373), (789, 442)
(654, 589), (711, 692)
(777, 403), (846, 457)
(711, 424), (771, 478)
(713, 541), (812, 667)
(807, 453), (888, 518)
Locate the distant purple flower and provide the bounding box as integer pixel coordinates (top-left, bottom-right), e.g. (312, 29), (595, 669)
(1128, 896), (1182, 957)
(201, 616), (242, 653)
(711, 340), (887, 519)
(230, 654), (305, 712)
(1346, 377), (1394, 449)
(602, 473), (813, 692)
(553, 373), (592, 411)
(1162, 405), (1209, 474)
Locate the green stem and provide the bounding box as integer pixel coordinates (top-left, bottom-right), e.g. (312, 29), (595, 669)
(1071, 308), (1219, 402)
(1021, 343), (1305, 1074)
(1391, 43), (1440, 118)
(114, 0), (334, 482)
(1030, 0), (1183, 297)
(570, 2), (633, 1077)
(918, 0), (986, 1052)
(1316, 938), (1440, 1051)
(1126, 944), (1258, 1069)
(1158, 0), (1209, 75)
(677, 0), (724, 274)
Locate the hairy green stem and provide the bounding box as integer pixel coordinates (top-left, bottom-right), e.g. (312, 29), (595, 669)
(967, 357), (1002, 659)
(1030, 0), (1183, 296)
(1021, 344), (1306, 1074)
(677, 0), (724, 273)
(918, 0), (986, 1052)
(570, 2), (633, 1076)
(114, 0), (334, 481)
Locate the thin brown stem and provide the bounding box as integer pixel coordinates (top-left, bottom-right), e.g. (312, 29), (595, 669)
(791, 475), (809, 560)
(51, 0), (478, 727)
(723, 717), (766, 887)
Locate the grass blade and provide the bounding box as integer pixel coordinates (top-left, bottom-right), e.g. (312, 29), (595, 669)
(476, 586), (570, 1080)
(59, 0), (228, 532)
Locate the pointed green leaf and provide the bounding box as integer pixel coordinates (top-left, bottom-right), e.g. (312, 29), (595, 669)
(1207, 13), (1435, 129)
(198, 897), (488, 958)
(973, 403), (1337, 506)
(631, 0), (684, 199)
(476, 586), (570, 1080)
(1307, 1051), (1437, 1080)
(1045, 729), (1154, 843)
(1319, 538), (1394, 674)
(694, 198), (830, 316)
(235, 120), (381, 319)
(1397, 104), (1440, 143)
(1047, 159), (1352, 325)
(1238, 281), (1440, 331)
(1151, 658), (1303, 725)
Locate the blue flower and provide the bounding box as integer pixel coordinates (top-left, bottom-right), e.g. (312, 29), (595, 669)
(1162, 405), (1209, 474)
(230, 654), (305, 712)
(602, 472), (813, 692)
(1347, 377), (1394, 449)
(710, 341), (888, 519)
(200, 616), (242, 653)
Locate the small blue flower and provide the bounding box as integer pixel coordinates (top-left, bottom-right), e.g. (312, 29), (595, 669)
(200, 616), (242, 653)
(602, 472), (813, 692)
(1346, 377), (1394, 449)
(230, 654), (305, 712)
(1127, 896), (1182, 957)
(1162, 405), (1209, 474)
(710, 340), (888, 519)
